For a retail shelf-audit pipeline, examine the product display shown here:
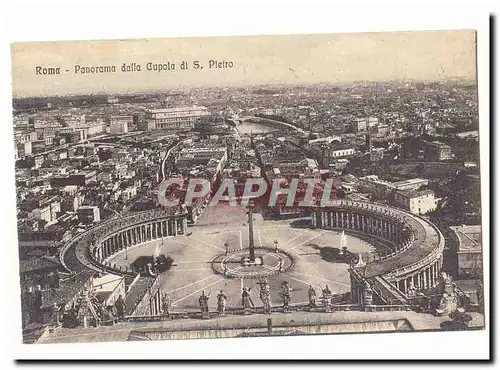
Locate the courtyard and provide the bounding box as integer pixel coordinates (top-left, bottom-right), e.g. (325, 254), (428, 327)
(108, 204), (378, 312)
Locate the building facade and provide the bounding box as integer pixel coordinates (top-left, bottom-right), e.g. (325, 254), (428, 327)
(424, 141), (453, 161)
(19, 257), (60, 292)
(450, 225), (482, 278)
(144, 106), (210, 131)
(393, 189), (437, 215)
(77, 206), (101, 224)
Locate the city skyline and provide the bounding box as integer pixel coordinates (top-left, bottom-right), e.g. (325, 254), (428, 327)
(12, 77), (478, 100)
(11, 30), (477, 98)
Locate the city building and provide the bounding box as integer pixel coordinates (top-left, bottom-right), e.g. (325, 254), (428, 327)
(424, 141), (453, 161)
(328, 143), (356, 159)
(61, 193), (84, 213)
(352, 118), (367, 132)
(175, 146), (228, 178)
(392, 178), (429, 191)
(450, 224), (482, 278)
(120, 186), (138, 202)
(97, 171), (113, 183)
(109, 115), (131, 134)
(369, 147), (385, 161)
(393, 189), (437, 215)
(50, 171), (98, 187)
(358, 175), (396, 197)
(77, 206), (101, 224)
(26, 196), (61, 223)
(19, 257), (60, 292)
(358, 176), (429, 198)
(143, 106), (210, 131)
(271, 157), (319, 179)
(16, 141), (33, 157)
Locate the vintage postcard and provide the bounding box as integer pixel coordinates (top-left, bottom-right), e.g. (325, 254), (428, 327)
(10, 31), (485, 347)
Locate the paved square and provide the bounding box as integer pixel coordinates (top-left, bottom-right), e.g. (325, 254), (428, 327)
(109, 204), (377, 312)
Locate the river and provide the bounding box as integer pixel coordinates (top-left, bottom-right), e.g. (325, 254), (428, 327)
(235, 121), (278, 135)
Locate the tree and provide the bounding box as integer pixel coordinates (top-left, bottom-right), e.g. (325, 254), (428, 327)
(62, 308), (79, 328)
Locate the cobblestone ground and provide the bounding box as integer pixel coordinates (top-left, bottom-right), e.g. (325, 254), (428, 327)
(109, 203), (378, 312)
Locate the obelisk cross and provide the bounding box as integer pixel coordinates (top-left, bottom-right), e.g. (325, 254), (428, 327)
(247, 201), (256, 262)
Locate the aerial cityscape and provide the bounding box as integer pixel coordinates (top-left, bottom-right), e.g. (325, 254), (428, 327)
(12, 78), (484, 344)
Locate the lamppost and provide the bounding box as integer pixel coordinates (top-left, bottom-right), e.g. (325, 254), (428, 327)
(273, 239), (279, 253)
(224, 241), (229, 256)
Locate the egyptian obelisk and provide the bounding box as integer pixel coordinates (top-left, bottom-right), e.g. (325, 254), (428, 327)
(247, 201), (256, 262)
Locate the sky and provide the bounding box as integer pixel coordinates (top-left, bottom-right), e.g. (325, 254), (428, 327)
(11, 30), (477, 97)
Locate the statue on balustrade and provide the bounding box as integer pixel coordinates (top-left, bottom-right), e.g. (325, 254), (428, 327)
(258, 279), (272, 313)
(308, 285), (317, 308)
(180, 203), (188, 214)
(161, 293), (171, 316)
(321, 285), (332, 311)
(241, 287), (253, 311)
(217, 290), (227, 315)
(435, 273), (459, 316)
(442, 272), (454, 295)
(477, 283), (484, 311)
(281, 281), (292, 311)
(436, 292), (459, 316)
(407, 281), (417, 303)
(362, 280), (373, 306)
(322, 285), (332, 298)
(198, 290), (210, 316)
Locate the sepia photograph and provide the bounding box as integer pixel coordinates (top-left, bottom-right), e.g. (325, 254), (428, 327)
(5, 14), (490, 360)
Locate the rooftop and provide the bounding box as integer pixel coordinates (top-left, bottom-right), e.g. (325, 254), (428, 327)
(426, 141), (452, 149)
(92, 273), (124, 291)
(392, 178), (428, 187)
(394, 189), (434, 199)
(19, 256), (60, 273)
(330, 143), (356, 151)
(450, 225), (482, 252)
(36, 310), (485, 344)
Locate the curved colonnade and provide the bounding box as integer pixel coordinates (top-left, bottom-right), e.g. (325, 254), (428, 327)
(60, 208), (189, 277)
(311, 200), (445, 303)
